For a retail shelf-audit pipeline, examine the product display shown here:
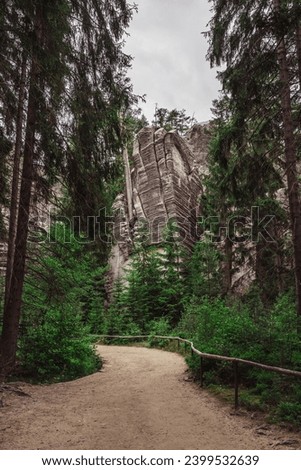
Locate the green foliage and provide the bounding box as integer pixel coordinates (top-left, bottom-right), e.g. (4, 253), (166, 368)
(126, 246), (166, 328)
(147, 318), (172, 336)
(178, 290), (301, 424)
(275, 402), (301, 427)
(24, 224), (106, 331)
(180, 297), (260, 359)
(104, 279), (141, 336)
(61, 1), (137, 259)
(267, 291), (300, 368)
(204, 0), (299, 309)
(147, 318), (172, 348)
(19, 306), (100, 382)
(0, 0), (137, 377)
(106, 222), (186, 332)
(205, 0), (301, 319)
(19, 223), (105, 380)
(202, 114), (288, 305)
(186, 237), (222, 300)
(152, 107), (196, 134)
(103, 222), (301, 426)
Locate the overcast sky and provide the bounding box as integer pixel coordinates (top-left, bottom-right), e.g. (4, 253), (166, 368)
(124, 0), (221, 124)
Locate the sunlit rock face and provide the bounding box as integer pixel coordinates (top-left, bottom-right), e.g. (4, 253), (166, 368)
(108, 125), (210, 287)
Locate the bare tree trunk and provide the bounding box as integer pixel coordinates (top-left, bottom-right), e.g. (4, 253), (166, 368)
(0, 10), (42, 377)
(296, 23), (301, 91)
(0, 69), (37, 377)
(4, 53), (27, 307)
(122, 146), (134, 222)
(273, 0), (301, 318)
(222, 236), (232, 296)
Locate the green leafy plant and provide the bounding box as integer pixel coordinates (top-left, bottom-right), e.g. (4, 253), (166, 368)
(19, 305), (100, 382)
(19, 223), (105, 381)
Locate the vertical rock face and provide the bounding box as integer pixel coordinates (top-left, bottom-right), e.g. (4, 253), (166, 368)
(185, 123), (212, 173)
(108, 125), (210, 285)
(132, 127), (203, 247)
(0, 180), (61, 277)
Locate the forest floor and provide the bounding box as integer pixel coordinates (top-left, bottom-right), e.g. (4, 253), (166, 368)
(0, 345), (300, 450)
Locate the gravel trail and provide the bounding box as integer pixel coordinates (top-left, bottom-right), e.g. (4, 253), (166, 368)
(0, 345), (300, 450)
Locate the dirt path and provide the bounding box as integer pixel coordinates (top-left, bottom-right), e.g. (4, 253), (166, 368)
(0, 345), (300, 450)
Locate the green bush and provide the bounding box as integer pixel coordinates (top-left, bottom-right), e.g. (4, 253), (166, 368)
(103, 309), (141, 337)
(19, 305), (100, 382)
(178, 291), (301, 425)
(180, 297), (260, 358)
(87, 296), (105, 334)
(147, 318), (172, 336)
(275, 402), (301, 427)
(147, 318), (172, 347)
(266, 291), (300, 368)
(103, 279), (141, 338)
(19, 223), (106, 381)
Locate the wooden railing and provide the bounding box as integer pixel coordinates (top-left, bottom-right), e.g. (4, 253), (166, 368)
(98, 335), (301, 409)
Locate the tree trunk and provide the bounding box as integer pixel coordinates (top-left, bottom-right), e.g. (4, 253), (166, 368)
(273, 0), (301, 318)
(296, 23), (301, 91)
(222, 235), (232, 296)
(122, 146), (134, 222)
(4, 53), (27, 307)
(0, 69), (38, 377)
(0, 10), (42, 377)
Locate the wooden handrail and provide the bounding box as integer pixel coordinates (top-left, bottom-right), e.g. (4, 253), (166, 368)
(98, 334), (301, 409)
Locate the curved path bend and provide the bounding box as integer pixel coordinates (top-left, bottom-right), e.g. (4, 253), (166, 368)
(0, 345), (300, 450)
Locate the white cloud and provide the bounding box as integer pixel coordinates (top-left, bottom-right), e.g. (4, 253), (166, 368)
(124, 0), (220, 123)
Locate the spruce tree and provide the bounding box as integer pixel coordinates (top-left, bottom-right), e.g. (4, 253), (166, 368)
(0, 0), (135, 377)
(207, 0), (301, 315)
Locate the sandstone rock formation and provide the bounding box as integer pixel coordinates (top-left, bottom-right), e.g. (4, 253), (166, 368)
(185, 122), (212, 174)
(108, 125), (210, 285)
(0, 180), (60, 277)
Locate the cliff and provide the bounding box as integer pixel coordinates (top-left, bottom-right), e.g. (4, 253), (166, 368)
(108, 124), (211, 284)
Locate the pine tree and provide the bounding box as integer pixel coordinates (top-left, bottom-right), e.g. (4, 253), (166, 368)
(61, 1), (136, 259)
(1, 2), (47, 376)
(160, 222), (185, 325)
(152, 107), (196, 135)
(4, 53), (27, 308)
(0, 0), (135, 377)
(207, 0), (301, 315)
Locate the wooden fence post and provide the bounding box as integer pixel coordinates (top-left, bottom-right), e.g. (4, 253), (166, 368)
(234, 360), (239, 409)
(200, 357), (204, 388)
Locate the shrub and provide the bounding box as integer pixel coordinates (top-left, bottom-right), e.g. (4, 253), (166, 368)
(178, 291), (301, 425)
(102, 278), (141, 338)
(147, 318), (172, 347)
(180, 297), (260, 358)
(275, 402), (301, 427)
(19, 305), (100, 382)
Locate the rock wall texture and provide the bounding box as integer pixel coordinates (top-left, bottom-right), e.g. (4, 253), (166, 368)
(185, 122), (211, 174)
(0, 181), (60, 276)
(108, 124), (211, 285)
